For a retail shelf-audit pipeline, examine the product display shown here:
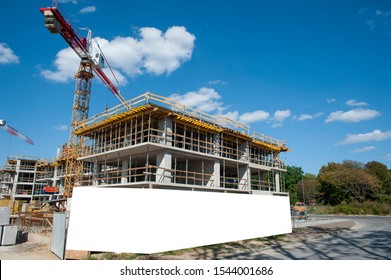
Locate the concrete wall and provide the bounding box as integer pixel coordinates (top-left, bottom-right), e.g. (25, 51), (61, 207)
(66, 187), (292, 254)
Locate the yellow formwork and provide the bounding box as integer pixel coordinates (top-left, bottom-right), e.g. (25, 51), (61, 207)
(252, 139), (290, 152)
(173, 113), (223, 133)
(73, 102), (289, 153)
(74, 104), (156, 136)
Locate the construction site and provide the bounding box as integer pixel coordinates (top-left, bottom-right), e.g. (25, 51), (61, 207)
(0, 2), (292, 258)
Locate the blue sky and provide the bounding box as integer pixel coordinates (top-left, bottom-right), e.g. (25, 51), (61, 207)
(0, 0), (390, 174)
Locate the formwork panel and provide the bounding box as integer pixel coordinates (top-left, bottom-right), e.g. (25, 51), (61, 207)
(66, 187), (291, 254)
(0, 207), (10, 226)
(1, 225), (18, 246)
(50, 212), (68, 259)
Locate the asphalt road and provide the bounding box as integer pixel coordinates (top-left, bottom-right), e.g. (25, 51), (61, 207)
(224, 216), (391, 260)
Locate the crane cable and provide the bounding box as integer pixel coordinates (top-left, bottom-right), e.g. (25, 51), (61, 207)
(94, 38), (121, 90)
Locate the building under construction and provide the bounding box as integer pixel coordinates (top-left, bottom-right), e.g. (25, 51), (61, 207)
(1, 92), (288, 205)
(0, 91), (292, 255)
(70, 92), (288, 195)
(0, 157), (60, 201)
(62, 91), (291, 255)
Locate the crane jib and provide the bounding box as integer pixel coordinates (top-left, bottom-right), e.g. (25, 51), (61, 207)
(39, 6), (129, 108)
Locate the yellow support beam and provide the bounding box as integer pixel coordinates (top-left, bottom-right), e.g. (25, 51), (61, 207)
(74, 104), (156, 136)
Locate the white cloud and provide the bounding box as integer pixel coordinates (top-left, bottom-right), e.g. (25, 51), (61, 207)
(170, 88), (271, 125)
(295, 112), (323, 121)
(79, 6), (96, 14)
(0, 43), (19, 64)
(139, 26), (195, 75)
(386, 153), (391, 161)
(239, 110), (269, 124)
(208, 80), (228, 85)
(338, 129), (391, 145)
(325, 108), (380, 123)
(219, 111), (239, 122)
(54, 125), (68, 131)
(169, 87), (222, 112)
(58, 0), (78, 4)
(346, 99), (369, 107)
(41, 26), (195, 82)
(40, 48), (79, 82)
(273, 110), (291, 122)
(297, 114), (313, 121)
(350, 146), (376, 153)
(376, 10), (391, 17)
(269, 110), (291, 127)
(366, 20), (375, 30)
(327, 98), (336, 103)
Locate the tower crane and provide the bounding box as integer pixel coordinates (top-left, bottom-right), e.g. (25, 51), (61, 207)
(39, 4), (128, 107)
(0, 119), (34, 145)
(0, 120), (34, 145)
(39, 2), (128, 198)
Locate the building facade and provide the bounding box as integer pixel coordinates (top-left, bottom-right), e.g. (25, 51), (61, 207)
(0, 155), (63, 203)
(73, 92), (289, 195)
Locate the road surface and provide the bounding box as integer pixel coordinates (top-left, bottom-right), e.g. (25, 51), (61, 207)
(223, 216), (391, 260)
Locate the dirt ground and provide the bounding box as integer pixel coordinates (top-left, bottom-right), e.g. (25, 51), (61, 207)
(0, 231), (58, 260)
(0, 220), (355, 260)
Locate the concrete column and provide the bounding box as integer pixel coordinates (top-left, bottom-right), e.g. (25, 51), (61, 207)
(158, 117), (173, 146)
(12, 159), (20, 196)
(239, 164), (250, 190)
(213, 133), (220, 156)
(239, 141), (249, 162)
(91, 161), (98, 186)
(214, 160), (221, 188)
(203, 160), (218, 187)
(121, 159), (129, 184)
(52, 147), (60, 188)
(156, 150), (172, 183)
(275, 172), (280, 192)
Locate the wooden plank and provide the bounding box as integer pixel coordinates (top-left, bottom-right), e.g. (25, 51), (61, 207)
(65, 249), (91, 260)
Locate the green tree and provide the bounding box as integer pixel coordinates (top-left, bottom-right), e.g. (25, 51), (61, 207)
(295, 173), (318, 204)
(318, 161), (380, 205)
(365, 161), (391, 196)
(282, 165), (304, 204)
(318, 162), (346, 205)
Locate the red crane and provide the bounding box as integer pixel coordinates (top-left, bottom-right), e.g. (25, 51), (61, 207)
(0, 119), (34, 145)
(39, 4), (128, 106)
(39, 2), (129, 197)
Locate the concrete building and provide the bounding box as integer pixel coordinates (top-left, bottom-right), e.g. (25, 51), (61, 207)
(64, 92), (292, 255)
(1, 92), (292, 255)
(73, 92), (289, 194)
(0, 156), (63, 203)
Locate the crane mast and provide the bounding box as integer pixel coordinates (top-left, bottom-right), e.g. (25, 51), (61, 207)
(39, 4), (128, 198)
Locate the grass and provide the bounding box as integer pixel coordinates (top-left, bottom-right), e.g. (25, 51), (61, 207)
(309, 201), (391, 216)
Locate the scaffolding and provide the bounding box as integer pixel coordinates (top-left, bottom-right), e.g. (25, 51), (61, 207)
(65, 92), (289, 195)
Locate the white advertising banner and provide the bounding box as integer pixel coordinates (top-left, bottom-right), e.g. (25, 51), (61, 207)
(66, 187), (292, 254)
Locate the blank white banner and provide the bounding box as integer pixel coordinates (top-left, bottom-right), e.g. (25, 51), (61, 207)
(66, 187), (292, 254)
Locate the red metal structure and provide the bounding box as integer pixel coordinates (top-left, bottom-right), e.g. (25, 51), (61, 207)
(39, 3), (129, 197)
(39, 5), (127, 106)
(0, 120), (34, 145)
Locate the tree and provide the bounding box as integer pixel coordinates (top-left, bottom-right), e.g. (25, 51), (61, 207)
(294, 173), (318, 204)
(317, 161), (380, 205)
(365, 161), (391, 196)
(282, 165), (304, 204)
(318, 162), (346, 205)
